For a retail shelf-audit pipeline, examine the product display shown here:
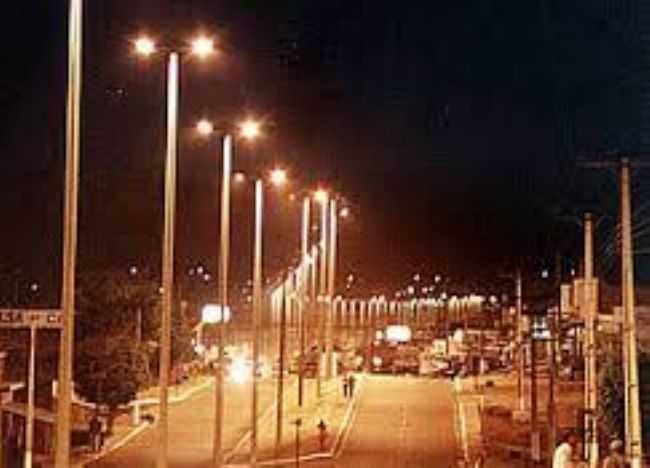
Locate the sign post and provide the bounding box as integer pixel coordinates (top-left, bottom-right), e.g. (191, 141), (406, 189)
(0, 309), (62, 468)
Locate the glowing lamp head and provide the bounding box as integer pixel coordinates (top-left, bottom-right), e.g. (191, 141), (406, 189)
(196, 119), (214, 136)
(239, 119), (261, 140)
(191, 36), (215, 58)
(233, 172), (247, 183)
(340, 206), (350, 218)
(270, 168), (288, 187)
(134, 37), (156, 57)
(314, 189), (328, 204)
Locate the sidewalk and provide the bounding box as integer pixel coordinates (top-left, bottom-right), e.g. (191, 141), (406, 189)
(453, 374), (584, 467)
(227, 373), (362, 465)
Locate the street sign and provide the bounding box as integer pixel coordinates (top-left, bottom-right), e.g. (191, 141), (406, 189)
(0, 309), (62, 329)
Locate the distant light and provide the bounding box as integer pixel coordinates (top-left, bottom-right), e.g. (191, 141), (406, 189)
(270, 168), (288, 187)
(314, 189), (328, 204)
(413, 274), (421, 282)
(196, 119), (214, 136)
(203, 273), (211, 282)
(191, 36), (215, 58)
(233, 172), (246, 183)
(30, 283), (39, 293)
(340, 207), (350, 218)
(385, 325), (412, 343)
(129, 265), (138, 276)
(196, 265), (205, 275)
(134, 36), (156, 56)
(239, 119), (261, 140)
(202, 304), (231, 324)
(434, 275), (442, 283)
(407, 286), (415, 295)
(229, 357), (250, 384)
(541, 269), (549, 279)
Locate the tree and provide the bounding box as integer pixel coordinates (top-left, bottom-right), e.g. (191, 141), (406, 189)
(598, 350), (650, 445)
(74, 336), (149, 431)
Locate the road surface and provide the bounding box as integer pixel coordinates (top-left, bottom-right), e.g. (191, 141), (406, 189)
(310, 374), (457, 468)
(89, 375), (457, 468)
(88, 379), (277, 468)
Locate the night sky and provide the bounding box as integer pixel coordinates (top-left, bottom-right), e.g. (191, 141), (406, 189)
(0, 1), (647, 304)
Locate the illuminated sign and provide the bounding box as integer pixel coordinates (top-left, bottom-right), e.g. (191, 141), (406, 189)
(385, 325), (412, 343)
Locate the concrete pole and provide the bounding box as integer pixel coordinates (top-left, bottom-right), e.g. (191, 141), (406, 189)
(276, 278), (288, 453)
(214, 134), (232, 468)
(317, 195), (328, 396)
(56, 1), (83, 466)
(621, 158), (643, 467)
(25, 325), (36, 468)
(298, 198), (310, 407)
(516, 271), (525, 412)
(583, 213), (599, 467)
(157, 51), (179, 468)
(310, 246), (318, 348)
(251, 180), (263, 466)
(326, 199), (337, 379)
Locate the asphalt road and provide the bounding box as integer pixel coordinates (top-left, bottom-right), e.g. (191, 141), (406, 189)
(88, 379), (278, 468)
(310, 375), (458, 468)
(89, 375), (456, 468)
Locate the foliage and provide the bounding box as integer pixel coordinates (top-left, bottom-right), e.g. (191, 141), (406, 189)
(598, 350), (650, 444)
(74, 336), (149, 412)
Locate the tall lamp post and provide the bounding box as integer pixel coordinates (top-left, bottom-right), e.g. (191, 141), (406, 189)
(55, 1), (83, 466)
(196, 116), (262, 467)
(314, 189), (329, 397)
(133, 33), (215, 468)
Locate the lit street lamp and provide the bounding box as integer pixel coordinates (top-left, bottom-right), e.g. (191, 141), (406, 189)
(195, 116), (263, 467)
(133, 32), (214, 468)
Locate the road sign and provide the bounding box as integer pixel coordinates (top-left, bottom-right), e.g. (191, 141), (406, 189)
(0, 309), (62, 329)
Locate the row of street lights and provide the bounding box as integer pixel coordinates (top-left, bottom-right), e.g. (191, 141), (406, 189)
(56, 4), (347, 465)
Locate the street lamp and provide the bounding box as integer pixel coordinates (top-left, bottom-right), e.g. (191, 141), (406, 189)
(56, 0), (83, 465)
(133, 32), (215, 468)
(195, 116), (262, 468)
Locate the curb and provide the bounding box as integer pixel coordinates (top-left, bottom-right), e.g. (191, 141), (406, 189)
(225, 373), (365, 467)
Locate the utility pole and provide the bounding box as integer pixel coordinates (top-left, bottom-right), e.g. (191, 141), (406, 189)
(547, 253), (561, 464)
(516, 270), (525, 412)
(583, 212), (599, 467)
(530, 335), (540, 464)
(620, 158), (643, 467)
(56, 1), (83, 466)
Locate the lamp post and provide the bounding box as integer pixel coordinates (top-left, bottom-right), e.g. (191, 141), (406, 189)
(133, 33), (215, 468)
(55, 1), (83, 465)
(326, 198), (337, 379)
(299, 198), (310, 407)
(315, 189), (328, 397)
(196, 117), (262, 467)
(251, 179), (263, 467)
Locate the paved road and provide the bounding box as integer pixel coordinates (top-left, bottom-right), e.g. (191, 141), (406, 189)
(89, 379), (278, 468)
(310, 375), (457, 468)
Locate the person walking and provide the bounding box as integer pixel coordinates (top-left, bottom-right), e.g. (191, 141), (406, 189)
(341, 375), (349, 399)
(88, 414), (101, 452)
(602, 439), (625, 468)
(348, 374), (356, 399)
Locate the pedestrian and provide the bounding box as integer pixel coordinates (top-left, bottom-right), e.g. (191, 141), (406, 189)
(88, 414), (101, 452)
(348, 374), (356, 398)
(342, 376), (349, 399)
(552, 431), (579, 468)
(98, 414), (108, 450)
(603, 439), (625, 468)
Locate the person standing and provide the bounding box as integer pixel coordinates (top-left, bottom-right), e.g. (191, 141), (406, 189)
(603, 439), (625, 468)
(348, 374), (356, 398)
(552, 431), (578, 468)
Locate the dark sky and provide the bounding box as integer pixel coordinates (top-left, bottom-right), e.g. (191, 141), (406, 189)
(0, 1), (644, 303)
